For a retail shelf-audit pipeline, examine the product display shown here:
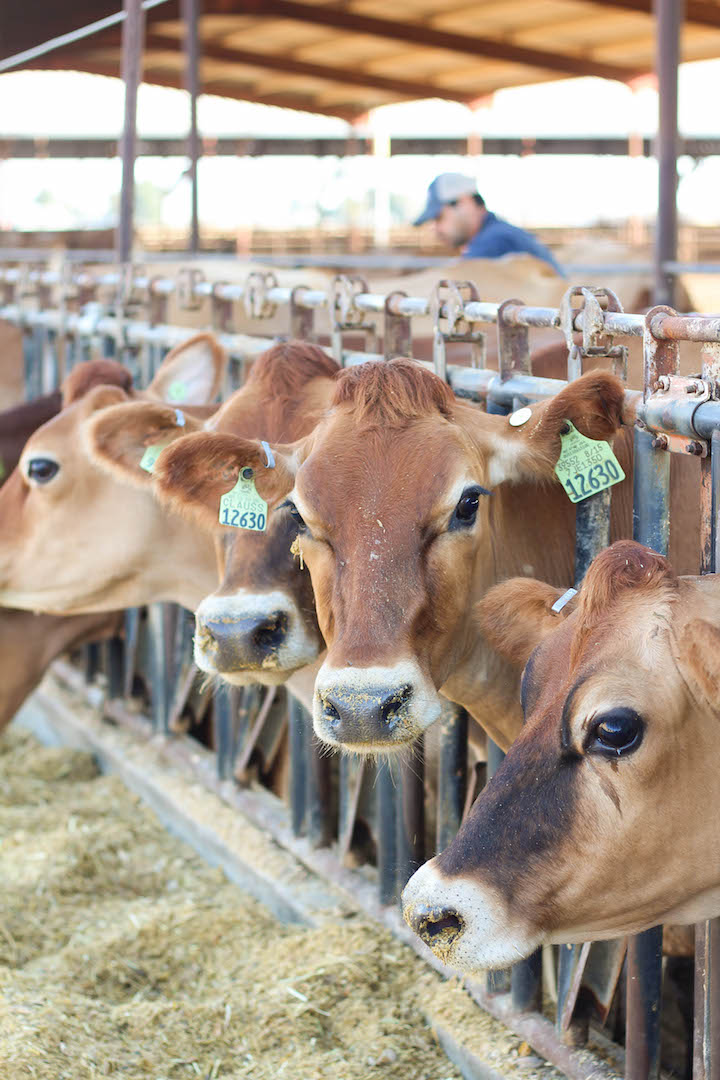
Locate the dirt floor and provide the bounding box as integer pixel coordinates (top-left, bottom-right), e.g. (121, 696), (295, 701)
(0, 727), (566, 1080)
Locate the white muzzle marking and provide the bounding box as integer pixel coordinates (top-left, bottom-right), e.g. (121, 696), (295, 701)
(402, 858), (541, 973)
(193, 588), (321, 686)
(312, 658), (443, 750)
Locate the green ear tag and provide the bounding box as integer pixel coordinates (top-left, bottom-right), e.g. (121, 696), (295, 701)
(139, 444), (166, 473)
(219, 468), (268, 531)
(554, 421), (625, 503)
(168, 380), (188, 402)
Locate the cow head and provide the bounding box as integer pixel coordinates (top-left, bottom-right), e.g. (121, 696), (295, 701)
(142, 341), (338, 685)
(153, 358), (627, 747)
(402, 540), (720, 971)
(0, 334), (224, 614)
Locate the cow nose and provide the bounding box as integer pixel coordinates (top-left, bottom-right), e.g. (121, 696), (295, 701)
(196, 611), (288, 672)
(318, 683), (413, 743)
(404, 902), (465, 953)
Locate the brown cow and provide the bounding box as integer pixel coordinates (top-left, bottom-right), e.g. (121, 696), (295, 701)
(0, 390), (62, 482)
(401, 541), (720, 971)
(0, 335), (225, 615)
(87, 342), (339, 684)
(0, 608), (122, 730)
(148, 360), (650, 753)
(0, 388), (122, 732)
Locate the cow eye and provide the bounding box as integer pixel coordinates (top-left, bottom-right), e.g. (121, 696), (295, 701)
(587, 708), (644, 757)
(449, 485), (490, 530)
(27, 458), (59, 484)
(283, 500), (307, 532)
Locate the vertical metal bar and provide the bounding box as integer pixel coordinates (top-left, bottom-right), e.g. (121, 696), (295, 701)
(626, 927), (663, 1080)
(288, 695), (307, 837)
(214, 683), (235, 780)
(486, 739), (511, 996)
(694, 351), (720, 1079)
(625, 306), (678, 1080)
(117, 0), (144, 263)
(574, 489), (611, 586)
(654, 0), (682, 307)
(694, 919), (720, 1080)
(395, 738), (425, 893)
(305, 706), (333, 849)
(123, 608), (141, 699)
(435, 707), (468, 852)
(105, 636), (125, 699)
(377, 755), (397, 905)
(181, 0), (200, 254)
(512, 948), (543, 1013)
(383, 292), (412, 360)
(84, 643), (101, 683)
(147, 603), (170, 733)
(338, 752), (365, 863)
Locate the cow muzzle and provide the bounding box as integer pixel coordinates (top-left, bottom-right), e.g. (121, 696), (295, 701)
(194, 589), (321, 686)
(401, 858), (540, 973)
(312, 661), (442, 750)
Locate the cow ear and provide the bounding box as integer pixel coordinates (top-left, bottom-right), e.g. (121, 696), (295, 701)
(84, 400), (204, 488)
(675, 619), (720, 710)
(476, 577), (576, 666)
(152, 432), (298, 531)
(482, 371), (628, 485)
(78, 384), (130, 416)
(146, 333), (225, 405)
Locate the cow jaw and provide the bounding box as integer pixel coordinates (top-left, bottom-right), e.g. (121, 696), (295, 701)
(402, 858), (541, 972)
(193, 589), (322, 686)
(312, 659), (443, 751)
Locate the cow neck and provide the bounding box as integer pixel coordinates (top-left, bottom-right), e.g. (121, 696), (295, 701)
(441, 478), (577, 751)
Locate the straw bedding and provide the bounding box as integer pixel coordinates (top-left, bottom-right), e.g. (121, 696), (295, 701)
(0, 727), (567, 1080)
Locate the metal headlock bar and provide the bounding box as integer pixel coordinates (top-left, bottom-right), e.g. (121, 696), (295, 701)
(6, 259), (720, 1080)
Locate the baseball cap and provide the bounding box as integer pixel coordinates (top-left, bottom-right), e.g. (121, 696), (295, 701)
(413, 173), (479, 226)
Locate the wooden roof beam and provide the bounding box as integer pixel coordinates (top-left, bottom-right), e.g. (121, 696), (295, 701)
(217, 0), (646, 82)
(54, 30), (480, 103)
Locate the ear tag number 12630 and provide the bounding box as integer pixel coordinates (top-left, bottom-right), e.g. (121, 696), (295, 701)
(219, 468), (268, 531)
(554, 421), (625, 504)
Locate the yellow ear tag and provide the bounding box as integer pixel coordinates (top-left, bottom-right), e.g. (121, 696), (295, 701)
(140, 445), (166, 473)
(554, 421), (625, 503)
(219, 467), (268, 531)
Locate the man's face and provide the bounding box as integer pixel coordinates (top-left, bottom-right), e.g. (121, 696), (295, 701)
(433, 195), (479, 248)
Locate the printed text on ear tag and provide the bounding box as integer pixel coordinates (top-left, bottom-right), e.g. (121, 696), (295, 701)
(219, 468), (268, 531)
(554, 421), (625, 503)
(140, 445), (166, 473)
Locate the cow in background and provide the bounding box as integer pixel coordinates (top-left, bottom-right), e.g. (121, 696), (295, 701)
(0, 383), (121, 731)
(86, 342), (338, 685)
(0, 334), (225, 615)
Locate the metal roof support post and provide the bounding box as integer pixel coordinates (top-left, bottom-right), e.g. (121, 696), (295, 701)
(654, 0), (682, 306)
(182, 0), (200, 254)
(117, 0), (145, 264)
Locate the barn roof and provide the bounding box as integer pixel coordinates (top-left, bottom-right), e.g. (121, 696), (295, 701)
(4, 0), (720, 121)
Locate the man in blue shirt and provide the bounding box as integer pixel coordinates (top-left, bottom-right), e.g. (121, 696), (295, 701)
(413, 172), (563, 275)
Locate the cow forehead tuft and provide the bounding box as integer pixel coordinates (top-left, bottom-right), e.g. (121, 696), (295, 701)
(61, 360), (133, 406)
(331, 358), (455, 428)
